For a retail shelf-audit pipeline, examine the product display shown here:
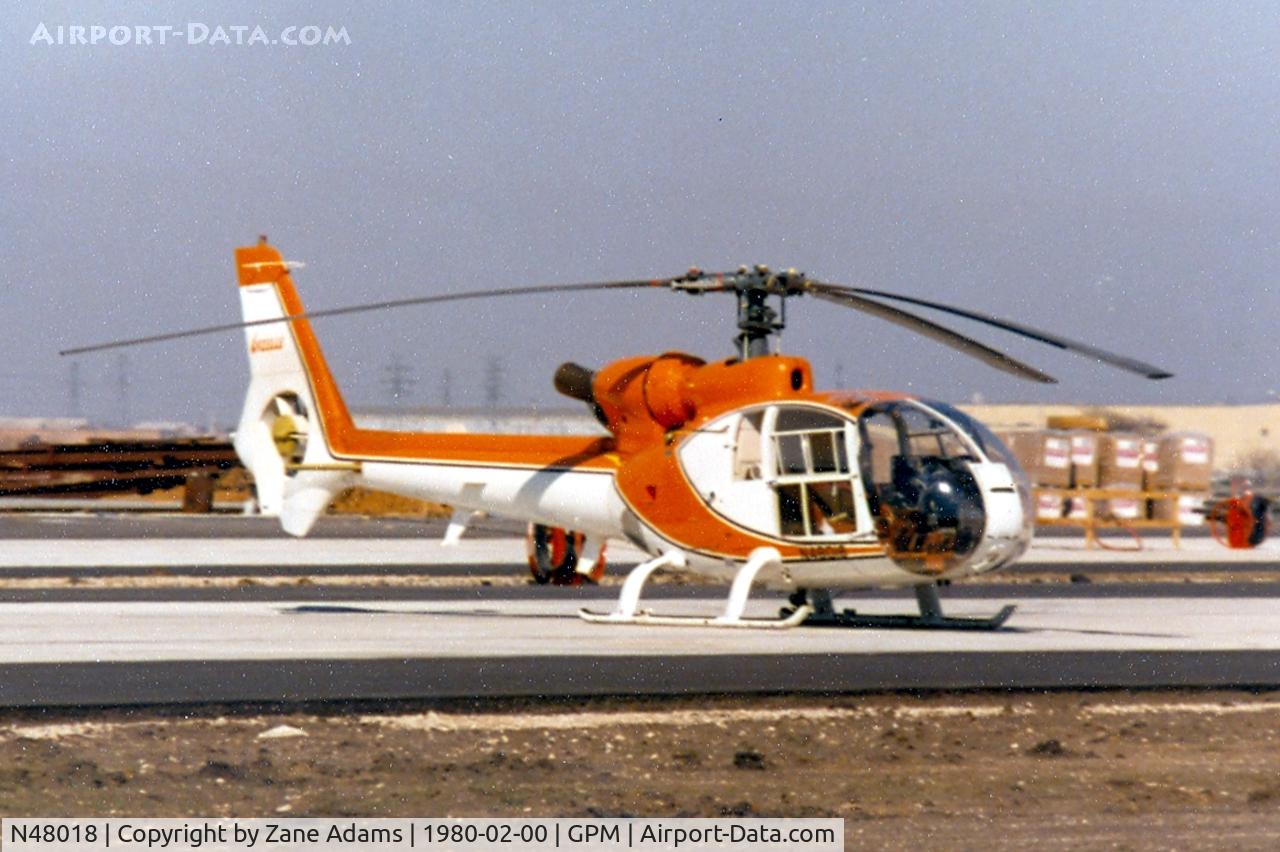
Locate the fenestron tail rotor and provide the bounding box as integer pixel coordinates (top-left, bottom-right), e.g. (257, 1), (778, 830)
(60, 252), (1172, 383)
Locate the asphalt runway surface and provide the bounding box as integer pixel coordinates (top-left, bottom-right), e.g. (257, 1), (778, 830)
(4, 594), (1280, 707)
(0, 512), (1223, 540)
(3, 513), (1280, 707)
(7, 583), (1280, 604)
(0, 514), (1270, 582)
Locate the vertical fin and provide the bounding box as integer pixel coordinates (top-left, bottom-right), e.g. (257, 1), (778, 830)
(231, 238), (355, 534)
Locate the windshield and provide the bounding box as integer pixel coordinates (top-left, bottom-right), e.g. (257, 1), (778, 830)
(924, 401), (1014, 466)
(923, 400), (1035, 539)
(855, 400), (986, 572)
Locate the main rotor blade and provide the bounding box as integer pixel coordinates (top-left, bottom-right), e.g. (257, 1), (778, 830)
(812, 282), (1173, 380)
(59, 278), (668, 356)
(807, 287), (1058, 384)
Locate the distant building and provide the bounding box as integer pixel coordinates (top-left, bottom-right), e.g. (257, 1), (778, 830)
(353, 406), (604, 436)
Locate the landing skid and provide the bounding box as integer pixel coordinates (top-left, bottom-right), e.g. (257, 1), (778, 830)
(579, 547), (812, 629)
(578, 548), (1014, 631)
(789, 586), (1016, 631)
(579, 605), (814, 630)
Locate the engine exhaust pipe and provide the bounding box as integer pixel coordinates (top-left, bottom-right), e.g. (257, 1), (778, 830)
(553, 362), (596, 404)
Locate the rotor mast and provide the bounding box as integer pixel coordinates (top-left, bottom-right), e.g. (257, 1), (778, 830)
(735, 278), (781, 359)
(687, 265), (807, 360)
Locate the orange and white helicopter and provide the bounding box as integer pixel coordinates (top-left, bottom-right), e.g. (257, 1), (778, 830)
(67, 238), (1171, 629)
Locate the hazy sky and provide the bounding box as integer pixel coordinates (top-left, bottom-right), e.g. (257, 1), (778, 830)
(3, 1), (1278, 427)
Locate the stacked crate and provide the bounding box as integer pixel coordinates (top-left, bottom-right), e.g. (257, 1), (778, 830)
(1148, 433), (1214, 524)
(1066, 431), (1100, 518)
(1097, 433), (1144, 519)
(998, 430), (1071, 519)
(995, 424), (1214, 529)
(1141, 438), (1160, 487)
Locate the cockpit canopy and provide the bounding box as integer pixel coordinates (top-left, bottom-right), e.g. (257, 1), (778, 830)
(677, 399), (1023, 573)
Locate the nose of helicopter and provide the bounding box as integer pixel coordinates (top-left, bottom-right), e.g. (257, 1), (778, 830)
(960, 459), (1034, 575)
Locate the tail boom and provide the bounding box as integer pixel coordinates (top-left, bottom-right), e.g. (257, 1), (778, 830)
(231, 239), (621, 537)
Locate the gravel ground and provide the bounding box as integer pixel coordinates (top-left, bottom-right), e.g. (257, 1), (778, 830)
(3, 690), (1280, 849)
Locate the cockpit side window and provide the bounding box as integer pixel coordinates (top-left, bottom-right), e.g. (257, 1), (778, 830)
(899, 406), (977, 460)
(775, 408), (844, 431)
(771, 411), (850, 478)
(859, 409), (899, 508)
(807, 480), (858, 534)
(776, 433), (808, 475)
(775, 481), (858, 537)
(770, 408), (858, 538)
(679, 405), (867, 542)
(733, 411), (765, 480)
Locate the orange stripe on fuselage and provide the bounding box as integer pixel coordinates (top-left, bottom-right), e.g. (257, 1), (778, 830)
(236, 243), (618, 472)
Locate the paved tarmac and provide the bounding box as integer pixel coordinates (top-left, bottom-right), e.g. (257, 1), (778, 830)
(0, 512), (1219, 541)
(7, 595), (1280, 663)
(3, 589), (1280, 706)
(0, 516), (1270, 574)
(3, 513), (1279, 707)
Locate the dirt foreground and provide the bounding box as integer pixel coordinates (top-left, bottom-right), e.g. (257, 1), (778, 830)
(2, 690), (1280, 849)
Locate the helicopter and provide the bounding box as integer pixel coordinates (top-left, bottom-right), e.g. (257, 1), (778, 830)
(64, 238), (1172, 629)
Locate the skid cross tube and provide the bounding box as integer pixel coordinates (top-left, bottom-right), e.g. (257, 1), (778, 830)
(580, 547), (814, 629)
(793, 583), (1016, 630)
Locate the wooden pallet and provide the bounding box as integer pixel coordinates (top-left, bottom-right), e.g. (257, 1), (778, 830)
(1035, 487), (1188, 549)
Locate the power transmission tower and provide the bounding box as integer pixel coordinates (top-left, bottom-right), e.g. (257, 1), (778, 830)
(115, 354), (131, 427)
(441, 368), (453, 407)
(382, 352), (417, 404)
(484, 357), (505, 408)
